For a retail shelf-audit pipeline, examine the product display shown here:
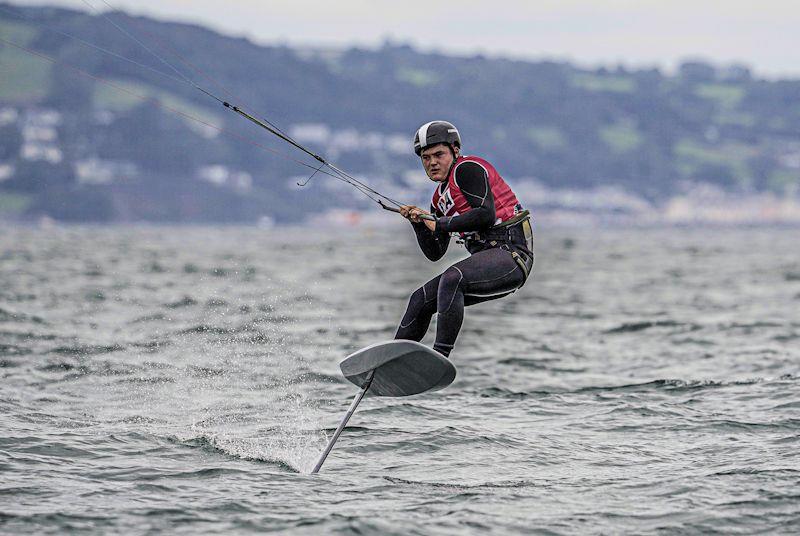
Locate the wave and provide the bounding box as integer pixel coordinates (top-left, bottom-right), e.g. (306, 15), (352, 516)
(383, 476), (538, 490)
(0, 358), (21, 368)
(187, 365), (227, 377)
(699, 418), (800, 432)
(131, 340), (171, 351)
(719, 321), (786, 330)
(477, 386), (550, 399)
(603, 320), (700, 334)
(170, 432), (322, 473)
(38, 361), (83, 372)
(248, 315), (299, 325)
(532, 311), (600, 319)
(175, 321), (291, 336)
(364, 403), (456, 418)
(576, 377), (792, 394)
(164, 296), (198, 308)
(0, 330), (58, 341)
(772, 399), (800, 410)
(118, 375), (175, 384)
(497, 357), (549, 369)
(0, 343), (31, 357)
(130, 313), (166, 324)
(101, 463), (247, 482)
(476, 376), (799, 398)
(50, 344), (126, 356)
(498, 357), (587, 374)
(0, 307), (46, 324)
(35, 359), (144, 379)
(709, 467), (800, 477)
(287, 371), (342, 385)
(117, 415), (162, 425)
(175, 324), (229, 335)
(361, 425), (531, 452)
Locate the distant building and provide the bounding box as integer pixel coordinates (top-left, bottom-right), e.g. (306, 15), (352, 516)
(20, 108), (63, 164)
(0, 107), (19, 126)
(21, 145), (62, 164)
(75, 158), (139, 185)
(0, 164), (14, 182)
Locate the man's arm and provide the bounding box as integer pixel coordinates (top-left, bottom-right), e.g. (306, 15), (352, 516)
(436, 162), (495, 233)
(411, 204), (450, 261)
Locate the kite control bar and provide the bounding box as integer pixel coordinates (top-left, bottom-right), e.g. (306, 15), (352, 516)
(379, 201), (436, 222)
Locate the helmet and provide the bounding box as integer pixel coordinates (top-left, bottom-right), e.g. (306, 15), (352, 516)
(413, 120), (461, 156)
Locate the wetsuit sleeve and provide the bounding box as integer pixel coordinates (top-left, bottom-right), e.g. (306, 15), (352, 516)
(436, 162), (496, 233)
(411, 204), (450, 261)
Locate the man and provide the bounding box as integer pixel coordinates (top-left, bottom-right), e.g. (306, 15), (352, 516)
(395, 120), (534, 357)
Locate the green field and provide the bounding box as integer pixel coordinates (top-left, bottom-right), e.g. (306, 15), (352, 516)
(571, 73), (635, 93)
(396, 67), (439, 87)
(527, 126), (566, 151)
(717, 111), (756, 127)
(0, 21), (51, 102)
(673, 139), (756, 187)
(695, 83), (745, 109)
(600, 122), (642, 153)
(0, 19), (37, 45)
(93, 79), (221, 125)
(0, 192), (32, 216)
(768, 169), (799, 194)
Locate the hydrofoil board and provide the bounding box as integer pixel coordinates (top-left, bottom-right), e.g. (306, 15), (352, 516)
(312, 340), (456, 473)
(340, 339), (456, 397)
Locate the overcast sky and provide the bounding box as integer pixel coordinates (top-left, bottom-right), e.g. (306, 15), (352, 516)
(10, 0), (800, 78)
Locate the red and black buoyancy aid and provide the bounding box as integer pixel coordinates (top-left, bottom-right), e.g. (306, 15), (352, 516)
(431, 155), (522, 227)
(431, 155), (534, 284)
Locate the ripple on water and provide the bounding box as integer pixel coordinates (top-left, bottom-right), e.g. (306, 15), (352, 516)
(383, 475), (539, 490)
(603, 320), (702, 334)
(164, 296), (198, 308)
(0, 308), (46, 324)
(0, 344), (31, 357)
(59, 347), (129, 361)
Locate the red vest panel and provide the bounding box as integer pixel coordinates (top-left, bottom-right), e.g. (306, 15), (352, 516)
(431, 155), (521, 225)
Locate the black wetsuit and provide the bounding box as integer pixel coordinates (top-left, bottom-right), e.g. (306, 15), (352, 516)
(395, 161), (533, 357)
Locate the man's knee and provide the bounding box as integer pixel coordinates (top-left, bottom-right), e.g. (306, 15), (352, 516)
(438, 267), (463, 295)
(437, 267), (464, 313)
(407, 286), (426, 310)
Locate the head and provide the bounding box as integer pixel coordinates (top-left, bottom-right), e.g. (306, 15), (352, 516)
(421, 143), (460, 182)
(413, 120), (462, 182)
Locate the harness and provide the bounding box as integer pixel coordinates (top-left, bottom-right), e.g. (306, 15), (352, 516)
(461, 210), (535, 285)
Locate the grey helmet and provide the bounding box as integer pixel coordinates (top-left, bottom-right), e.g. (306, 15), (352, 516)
(413, 120), (461, 156)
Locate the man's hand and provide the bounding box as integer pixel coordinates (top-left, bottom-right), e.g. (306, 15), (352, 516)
(399, 205), (436, 231)
(399, 205), (426, 222)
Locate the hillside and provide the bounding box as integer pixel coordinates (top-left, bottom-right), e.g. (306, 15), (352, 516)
(1, 3), (799, 223)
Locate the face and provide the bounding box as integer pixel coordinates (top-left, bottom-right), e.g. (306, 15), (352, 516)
(421, 144), (459, 182)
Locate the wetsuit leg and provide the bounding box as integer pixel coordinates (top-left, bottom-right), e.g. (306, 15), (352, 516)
(434, 248), (524, 356)
(394, 276), (440, 342)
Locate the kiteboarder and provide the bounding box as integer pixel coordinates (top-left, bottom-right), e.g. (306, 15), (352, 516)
(395, 120), (534, 357)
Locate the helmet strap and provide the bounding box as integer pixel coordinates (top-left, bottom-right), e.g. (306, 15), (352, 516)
(446, 145), (459, 177)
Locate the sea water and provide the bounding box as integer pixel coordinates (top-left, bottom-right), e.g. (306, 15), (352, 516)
(1, 225), (799, 534)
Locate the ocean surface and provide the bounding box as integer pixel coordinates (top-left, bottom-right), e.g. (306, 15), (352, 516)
(1, 225), (799, 534)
